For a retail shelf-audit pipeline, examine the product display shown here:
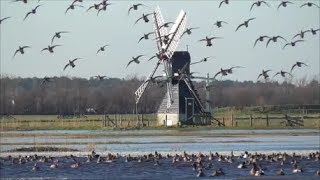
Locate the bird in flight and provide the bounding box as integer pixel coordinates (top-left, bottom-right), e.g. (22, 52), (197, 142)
(277, 1), (294, 10)
(51, 31), (69, 44)
(282, 40), (304, 49)
(41, 45), (61, 53)
(292, 30), (311, 39)
(309, 28), (320, 35)
(159, 22), (174, 29)
(266, 36), (287, 47)
(126, 55), (144, 68)
(235, 18), (256, 32)
(257, 70), (271, 80)
(41, 76), (52, 85)
(11, 0), (27, 4)
(97, 3), (112, 16)
(92, 75), (108, 80)
(0, 17), (11, 24)
(97, 44), (109, 54)
(13, 46), (30, 58)
(65, 4), (84, 14)
(253, 35), (270, 47)
(191, 56), (212, 65)
(219, 0), (229, 8)
(199, 36), (222, 47)
(128, 4), (146, 15)
(213, 68), (229, 79)
(250, 1), (270, 11)
(64, 58), (81, 71)
(87, 3), (102, 12)
(138, 32), (155, 43)
(291, 61), (308, 72)
(213, 20), (228, 28)
(300, 2), (320, 8)
(24, 5), (41, 21)
(273, 70), (293, 78)
(134, 13), (153, 25)
(181, 27), (199, 37)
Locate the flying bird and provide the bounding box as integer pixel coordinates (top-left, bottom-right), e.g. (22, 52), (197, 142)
(97, 3), (112, 16)
(257, 70), (271, 80)
(181, 27), (199, 37)
(199, 36), (222, 47)
(235, 18), (256, 32)
(65, 4), (84, 14)
(292, 30), (311, 39)
(273, 70), (293, 78)
(250, 1), (270, 11)
(51, 31), (69, 44)
(128, 4), (146, 15)
(134, 13), (153, 25)
(64, 58), (81, 71)
(41, 45), (61, 53)
(310, 28), (320, 35)
(213, 20), (228, 28)
(92, 75), (107, 80)
(213, 68), (229, 79)
(138, 32), (155, 43)
(277, 1), (294, 10)
(41, 77), (52, 85)
(159, 22), (174, 29)
(24, 5), (41, 21)
(291, 61), (308, 72)
(126, 55), (144, 68)
(219, 0), (229, 8)
(190, 56), (212, 65)
(97, 44), (109, 54)
(11, 0), (27, 3)
(300, 2), (320, 8)
(282, 40), (304, 49)
(13, 46), (30, 58)
(253, 35), (270, 47)
(86, 3), (102, 12)
(0, 17), (11, 24)
(266, 36), (287, 47)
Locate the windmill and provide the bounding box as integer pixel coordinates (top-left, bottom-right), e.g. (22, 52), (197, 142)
(134, 6), (210, 126)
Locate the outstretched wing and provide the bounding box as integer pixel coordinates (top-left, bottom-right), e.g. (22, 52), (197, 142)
(12, 49), (20, 58)
(148, 55), (156, 61)
(34, 5), (41, 11)
(257, 73), (263, 80)
(253, 37), (260, 47)
(300, 3), (308, 8)
(127, 6), (133, 15)
(126, 60), (134, 68)
(294, 39), (304, 44)
(235, 23), (245, 31)
(41, 48), (48, 52)
(134, 16), (143, 25)
(138, 36), (145, 43)
(273, 72), (281, 78)
(218, 0), (225, 8)
(261, 1), (270, 7)
(23, 12), (32, 21)
(277, 36), (287, 42)
(266, 38), (272, 47)
(290, 64), (297, 72)
(250, 2), (258, 11)
(282, 43), (290, 49)
(63, 63), (70, 71)
(213, 71), (222, 79)
(136, 55), (144, 59)
(51, 35), (57, 44)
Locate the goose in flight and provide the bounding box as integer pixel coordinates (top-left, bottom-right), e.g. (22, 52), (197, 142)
(87, 3), (102, 12)
(51, 31), (69, 44)
(277, 1), (294, 10)
(138, 32), (155, 43)
(65, 4), (84, 14)
(92, 75), (107, 80)
(213, 68), (229, 79)
(199, 36), (222, 47)
(126, 55), (144, 68)
(128, 4), (146, 15)
(282, 40), (304, 49)
(310, 28), (320, 35)
(266, 36), (287, 47)
(11, 0), (27, 3)
(134, 13), (153, 25)
(190, 56), (212, 65)
(214, 20), (228, 28)
(97, 44), (109, 54)
(253, 35), (270, 47)
(41, 45), (61, 53)
(250, 1), (270, 11)
(291, 61), (308, 72)
(24, 5), (41, 21)
(159, 22), (174, 29)
(219, 0), (229, 8)
(273, 70), (293, 78)
(292, 30), (311, 39)
(97, 3), (112, 16)
(13, 46), (30, 58)
(0, 17), (11, 24)
(300, 2), (320, 8)
(64, 58), (81, 71)
(257, 70), (271, 80)
(235, 18), (256, 32)
(181, 27), (199, 37)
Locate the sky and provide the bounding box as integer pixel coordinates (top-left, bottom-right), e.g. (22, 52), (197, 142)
(0, 0), (319, 82)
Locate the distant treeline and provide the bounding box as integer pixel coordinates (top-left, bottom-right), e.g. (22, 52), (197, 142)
(0, 76), (319, 115)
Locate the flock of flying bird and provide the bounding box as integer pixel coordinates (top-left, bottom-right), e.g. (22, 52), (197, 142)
(0, 0), (319, 84)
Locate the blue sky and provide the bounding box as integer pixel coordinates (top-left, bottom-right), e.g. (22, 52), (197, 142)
(1, 0), (319, 82)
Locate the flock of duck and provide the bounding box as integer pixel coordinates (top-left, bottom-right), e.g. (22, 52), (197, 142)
(1, 0), (319, 83)
(1, 150), (320, 177)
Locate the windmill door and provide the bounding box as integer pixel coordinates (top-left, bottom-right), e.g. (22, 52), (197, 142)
(185, 98), (194, 123)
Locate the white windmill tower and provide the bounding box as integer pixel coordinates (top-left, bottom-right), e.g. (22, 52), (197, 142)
(135, 6), (209, 126)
